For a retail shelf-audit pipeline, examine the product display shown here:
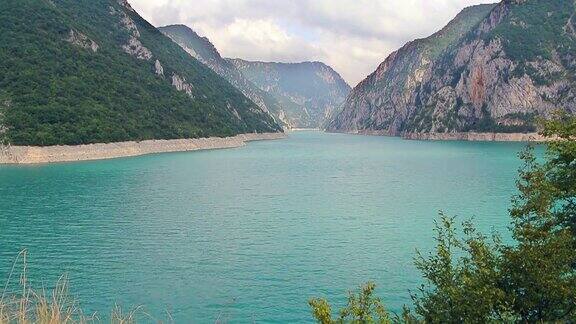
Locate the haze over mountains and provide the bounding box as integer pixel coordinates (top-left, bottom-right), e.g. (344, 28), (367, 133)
(160, 25), (351, 129)
(328, 0), (576, 136)
(230, 59), (351, 128)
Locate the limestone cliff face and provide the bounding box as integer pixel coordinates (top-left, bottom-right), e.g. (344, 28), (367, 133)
(328, 0), (576, 135)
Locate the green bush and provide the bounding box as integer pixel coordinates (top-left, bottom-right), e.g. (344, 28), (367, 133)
(311, 113), (576, 323)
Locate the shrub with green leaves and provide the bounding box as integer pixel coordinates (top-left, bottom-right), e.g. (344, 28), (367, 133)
(309, 282), (393, 324)
(310, 112), (576, 323)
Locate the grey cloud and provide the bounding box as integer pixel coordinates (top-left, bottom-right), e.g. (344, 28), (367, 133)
(129, 0), (495, 85)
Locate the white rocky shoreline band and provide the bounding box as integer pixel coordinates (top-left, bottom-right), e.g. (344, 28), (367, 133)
(330, 129), (550, 142)
(0, 133), (287, 165)
(401, 132), (548, 142)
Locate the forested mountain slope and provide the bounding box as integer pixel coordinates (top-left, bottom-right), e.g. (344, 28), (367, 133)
(0, 0), (281, 146)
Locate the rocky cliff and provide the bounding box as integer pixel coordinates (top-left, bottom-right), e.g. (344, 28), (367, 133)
(328, 0), (576, 136)
(229, 59), (352, 128)
(0, 0), (281, 146)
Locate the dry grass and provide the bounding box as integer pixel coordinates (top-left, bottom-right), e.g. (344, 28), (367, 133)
(0, 250), (159, 324)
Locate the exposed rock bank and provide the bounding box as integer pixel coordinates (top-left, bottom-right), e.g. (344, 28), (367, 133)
(0, 133), (286, 164)
(402, 132), (547, 142)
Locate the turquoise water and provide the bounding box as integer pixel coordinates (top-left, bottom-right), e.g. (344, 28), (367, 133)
(0, 131), (531, 322)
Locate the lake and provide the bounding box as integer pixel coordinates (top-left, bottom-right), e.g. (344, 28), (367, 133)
(0, 131), (532, 323)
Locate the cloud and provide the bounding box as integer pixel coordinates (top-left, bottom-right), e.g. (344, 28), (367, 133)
(203, 18), (323, 63)
(129, 0), (495, 86)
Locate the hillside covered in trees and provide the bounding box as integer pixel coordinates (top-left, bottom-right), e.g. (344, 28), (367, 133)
(0, 0), (281, 146)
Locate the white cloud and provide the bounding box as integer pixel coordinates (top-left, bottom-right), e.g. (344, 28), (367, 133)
(205, 18), (323, 62)
(129, 0), (496, 86)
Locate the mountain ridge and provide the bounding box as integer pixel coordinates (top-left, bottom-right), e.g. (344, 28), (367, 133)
(327, 0), (576, 136)
(159, 24), (286, 125)
(160, 24), (351, 128)
(229, 58), (352, 128)
(0, 0), (281, 147)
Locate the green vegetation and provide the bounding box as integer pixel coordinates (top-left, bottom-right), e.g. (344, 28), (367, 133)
(0, 0), (280, 146)
(311, 113), (576, 322)
(488, 0), (575, 63)
(309, 282), (395, 324)
(424, 4), (496, 59)
(0, 251), (156, 324)
(487, 0), (575, 85)
(0, 93), (8, 146)
(462, 111), (537, 133)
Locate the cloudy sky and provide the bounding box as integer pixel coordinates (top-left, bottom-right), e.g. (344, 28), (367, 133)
(129, 0), (495, 86)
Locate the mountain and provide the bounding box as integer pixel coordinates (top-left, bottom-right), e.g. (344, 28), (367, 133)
(160, 25), (351, 129)
(328, 0), (576, 136)
(229, 59), (352, 128)
(0, 0), (281, 147)
(158, 25), (288, 127)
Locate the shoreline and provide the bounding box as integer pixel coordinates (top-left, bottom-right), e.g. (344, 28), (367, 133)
(401, 132), (547, 142)
(289, 128), (321, 131)
(0, 133), (287, 165)
(327, 129), (548, 142)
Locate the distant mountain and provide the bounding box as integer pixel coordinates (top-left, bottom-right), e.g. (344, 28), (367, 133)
(0, 0), (280, 146)
(160, 25), (351, 129)
(328, 0), (576, 135)
(230, 59), (352, 128)
(159, 25), (287, 127)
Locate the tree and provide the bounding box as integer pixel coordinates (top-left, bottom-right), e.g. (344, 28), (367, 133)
(411, 215), (510, 323)
(309, 282), (392, 324)
(500, 112), (576, 321)
(0, 95), (10, 146)
(310, 113), (576, 323)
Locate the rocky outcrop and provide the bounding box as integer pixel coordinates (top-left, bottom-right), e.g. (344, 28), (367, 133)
(171, 73), (194, 97)
(328, 0), (576, 138)
(122, 36), (153, 60)
(154, 59), (164, 77)
(328, 4), (497, 135)
(0, 133), (287, 164)
(120, 12), (140, 37)
(117, 0), (134, 12)
(66, 29), (99, 52)
(116, 7), (200, 100)
(405, 0), (576, 134)
(113, 3), (153, 61)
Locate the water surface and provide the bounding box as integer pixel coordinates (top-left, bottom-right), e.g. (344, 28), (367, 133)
(0, 131), (532, 322)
